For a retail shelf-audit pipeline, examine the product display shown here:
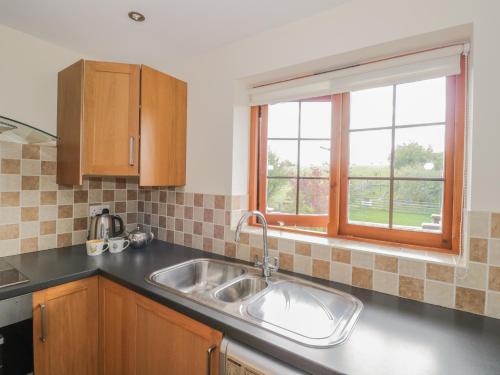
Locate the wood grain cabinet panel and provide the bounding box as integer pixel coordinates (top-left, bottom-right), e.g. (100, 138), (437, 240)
(98, 277), (222, 375)
(82, 61), (140, 177)
(140, 65), (187, 186)
(32, 277), (98, 375)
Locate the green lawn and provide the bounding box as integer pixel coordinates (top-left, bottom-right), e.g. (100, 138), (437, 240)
(349, 207), (433, 227)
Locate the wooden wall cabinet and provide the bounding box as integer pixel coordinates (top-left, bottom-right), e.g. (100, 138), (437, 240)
(57, 60), (187, 187)
(99, 277), (222, 375)
(32, 277), (98, 375)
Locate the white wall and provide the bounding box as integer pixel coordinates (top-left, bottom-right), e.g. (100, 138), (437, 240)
(180, 0), (500, 212)
(0, 25), (85, 135)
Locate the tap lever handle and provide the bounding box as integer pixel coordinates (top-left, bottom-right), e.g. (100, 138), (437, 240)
(254, 255), (262, 267)
(272, 256), (279, 270)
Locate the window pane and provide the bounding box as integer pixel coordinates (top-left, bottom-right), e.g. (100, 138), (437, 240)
(300, 101), (331, 138)
(348, 179), (390, 227)
(393, 180), (443, 232)
(268, 102), (299, 138)
(299, 179), (329, 215)
(300, 140), (330, 177)
(267, 140), (297, 177)
(394, 125), (445, 178)
(396, 77), (446, 126)
(350, 86), (393, 129)
(266, 178), (297, 214)
(349, 129), (391, 177)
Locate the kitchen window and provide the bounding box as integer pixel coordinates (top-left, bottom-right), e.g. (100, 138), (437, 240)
(249, 53), (466, 253)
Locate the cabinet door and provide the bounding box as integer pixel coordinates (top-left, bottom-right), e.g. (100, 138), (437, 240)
(33, 277), (98, 375)
(130, 291), (222, 375)
(83, 61), (140, 176)
(98, 276), (135, 375)
(140, 65), (187, 186)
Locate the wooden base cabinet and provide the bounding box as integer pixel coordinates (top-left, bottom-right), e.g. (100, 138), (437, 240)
(32, 277), (99, 375)
(98, 277), (223, 375)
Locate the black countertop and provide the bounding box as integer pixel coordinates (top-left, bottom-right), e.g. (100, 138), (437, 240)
(1, 240), (499, 375)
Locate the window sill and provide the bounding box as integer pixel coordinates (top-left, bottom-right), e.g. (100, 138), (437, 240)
(239, 225), (465, 268)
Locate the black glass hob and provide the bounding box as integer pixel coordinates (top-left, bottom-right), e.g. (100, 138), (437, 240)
(0, 259), (29, 288)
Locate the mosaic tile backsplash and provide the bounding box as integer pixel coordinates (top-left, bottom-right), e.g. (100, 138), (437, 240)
(1, 140), (499, 319)
(137, 188), (500, 320)
(0, 141), (139, 256)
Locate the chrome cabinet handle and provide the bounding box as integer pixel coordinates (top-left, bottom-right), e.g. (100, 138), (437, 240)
(129, 136), (135, 166)
(40, 303), (47, 342)
(206, 345), (216, 375)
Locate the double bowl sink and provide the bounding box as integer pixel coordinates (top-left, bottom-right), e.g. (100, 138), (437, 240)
(146, 258), (362, 347)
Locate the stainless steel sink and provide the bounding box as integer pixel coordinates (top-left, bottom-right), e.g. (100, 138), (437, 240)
(147, 259), (246, 294)
(215, 277), (268, 303)
(146, 258), (362, 347)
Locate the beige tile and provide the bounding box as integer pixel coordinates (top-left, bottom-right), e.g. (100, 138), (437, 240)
(486, 292), (500, 318)
(427, 263), (454, 283)
(235, 244), (250, 262)
(22, 145), (40, 159)
(1, 158), (20, 174)
(21, 191), (39, 206)
(295, 242), (311, 256)
(57, 190), (73, 205)
(469, 238), (488, 263)
(279, 252), (294, 271)
(21, 159), (40, 175)
(0, 207), (19, 224)
(0, 141), (21, 158)
(375, 254), (398, 273)
(351, 251), (374, 268)
(38, 234), (56, 251)
(455, 263), (487, 290)
(352, 267), (373, 289)
(20, 222), (38, 238)
(21, 207), (38, 221)
(424, 280), (454, 308)
(0, 174), (20, 191)
(489, 266), (500, 292)
(277, 238), (295, 253)
(57, 218), (73, 234)
(40, 175), (57, 191)
(0, 239), (20, 256)
(0, 192), (20, 207)
(455, 287), (485, 314)
(72, 230), (87, 245)
(294, 255), (312, 276)
(331, 248), (351, 264)
(89, 190), (102, 204)
(0, 224), (19, 240)
(373, 270), (398, 295)
(312, 259), (330, 279)
(330, 262), (352, 284)
(39, 206), (57, 221)
(311, 244), (330, 260)
(489, 239), (500, 266)
(469, 211), (490, 238)
(250, 247), (263, 263)
(399, 276), (424, 301)
(40, 146), (56, 161)
(203, 194), (214, 209)
(399, 259), (426, 278)
(21, 237), (38, 253)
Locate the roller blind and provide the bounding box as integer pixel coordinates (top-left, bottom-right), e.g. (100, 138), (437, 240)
(249, 44), (468, 105)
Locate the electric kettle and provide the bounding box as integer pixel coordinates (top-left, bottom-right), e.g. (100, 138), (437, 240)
(88, 209), (125, 240)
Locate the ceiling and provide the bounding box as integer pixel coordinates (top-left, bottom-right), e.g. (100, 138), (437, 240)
(0, 0), (348, 69)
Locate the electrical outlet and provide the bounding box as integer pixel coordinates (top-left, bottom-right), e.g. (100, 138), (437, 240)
(89, 204), (110, 217)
